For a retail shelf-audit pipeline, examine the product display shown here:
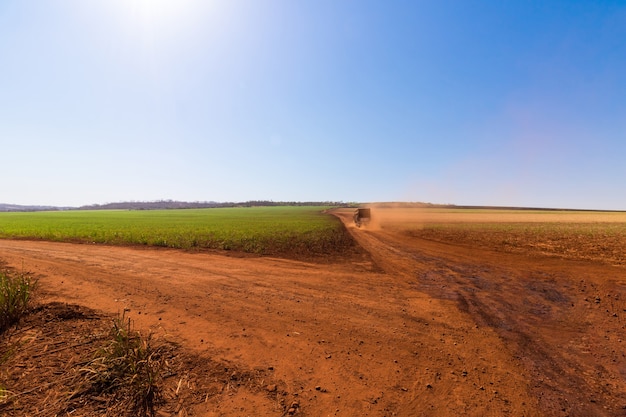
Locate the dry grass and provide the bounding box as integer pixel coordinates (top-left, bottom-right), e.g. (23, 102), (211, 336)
(407, 222), (626, 266)
(364, 208), (626, 266)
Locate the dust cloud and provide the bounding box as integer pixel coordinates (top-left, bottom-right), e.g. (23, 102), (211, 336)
(353, 203), (626, 231)
(357, 203), (428, 231)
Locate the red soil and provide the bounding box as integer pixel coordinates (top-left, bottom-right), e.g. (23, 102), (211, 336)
(1, 208), (626, 416)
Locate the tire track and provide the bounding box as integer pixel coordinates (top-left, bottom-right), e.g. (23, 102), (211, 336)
(333, 209), (626, 416)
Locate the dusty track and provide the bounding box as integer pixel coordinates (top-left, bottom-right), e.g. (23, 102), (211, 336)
(2, 208), (626, 416)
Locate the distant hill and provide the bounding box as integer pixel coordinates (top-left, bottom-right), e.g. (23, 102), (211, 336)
(0, 204), (69, 212)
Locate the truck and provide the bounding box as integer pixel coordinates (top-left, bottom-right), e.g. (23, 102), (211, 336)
(353, 208), (371, 228)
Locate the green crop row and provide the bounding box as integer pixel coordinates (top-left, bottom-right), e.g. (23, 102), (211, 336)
(0, 207), (354, 258)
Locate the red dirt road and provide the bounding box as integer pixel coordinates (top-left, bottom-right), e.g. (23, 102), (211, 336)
(2, 208), (626, 416)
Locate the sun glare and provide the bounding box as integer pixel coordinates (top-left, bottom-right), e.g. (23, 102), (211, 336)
(107, 0), (217, 42)
(129, 0), (187, 24)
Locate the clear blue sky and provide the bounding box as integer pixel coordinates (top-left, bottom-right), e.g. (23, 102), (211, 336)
(1, 1), (625, 209)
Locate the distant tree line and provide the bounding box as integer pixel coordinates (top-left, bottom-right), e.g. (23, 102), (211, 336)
(77, 200), (351, 211)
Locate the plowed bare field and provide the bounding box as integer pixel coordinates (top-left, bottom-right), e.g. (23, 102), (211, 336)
(2, 208), (626, 416)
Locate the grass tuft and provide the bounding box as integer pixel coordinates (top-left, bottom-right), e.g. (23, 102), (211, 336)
(0, 270), (34, 334)
(83, 311), (163, 416)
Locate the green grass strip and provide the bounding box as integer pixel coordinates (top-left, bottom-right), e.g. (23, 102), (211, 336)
(0, 207), (352, 257)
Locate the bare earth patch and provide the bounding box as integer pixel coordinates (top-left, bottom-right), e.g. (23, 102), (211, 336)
(0, 302), (292, 416)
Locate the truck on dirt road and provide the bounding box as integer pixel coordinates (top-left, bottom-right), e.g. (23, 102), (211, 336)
(353, 208), (371, 228)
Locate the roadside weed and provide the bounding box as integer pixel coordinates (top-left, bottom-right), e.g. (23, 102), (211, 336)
(83, 311), (163, 417)
(0, 271), (34, 334)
